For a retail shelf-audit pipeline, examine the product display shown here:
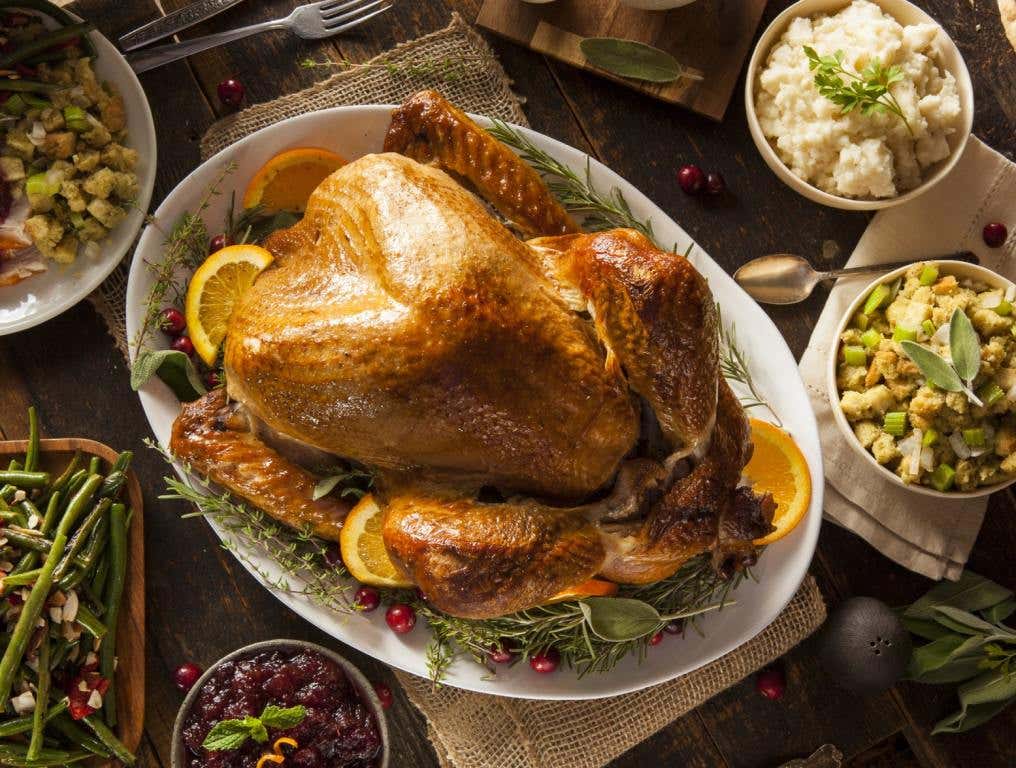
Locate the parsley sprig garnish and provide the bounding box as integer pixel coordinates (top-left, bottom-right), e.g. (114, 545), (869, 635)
(804, 46), (913, 136)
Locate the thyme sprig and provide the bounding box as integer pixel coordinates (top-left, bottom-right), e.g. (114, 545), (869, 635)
(486, 120), (656, 241)
(718, 306), (782, 426)
(804, 47), (913, 136)
(299, 54), (488, 82)
(131, 162), (236, 359)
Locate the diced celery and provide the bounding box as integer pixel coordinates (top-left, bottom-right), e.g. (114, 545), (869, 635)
(2, 94), (26, 116)
(855, 312), (869, 331)
(892, 326), (917, 342)
(22, 95), (51, 109)
(978, 383), (1004, 407)
(883, 411), (907, 437)
(919, 265), (939, 286)
(860, 329), (881, 349)
(994, 300), (1012, 316)
(25, 172), (58, 198)
(922, 319), (935, 337)
(930, 463), (956, 492)
(962, 428), (985, 448)
(843, 346), (867, 366)
(922, 428), (939, 447)
(863, 284), (891, 315)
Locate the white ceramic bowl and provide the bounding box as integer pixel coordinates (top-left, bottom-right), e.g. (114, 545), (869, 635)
(744, 0), (973, 212)
(827, 260), (1016, 499)
(0, 12), (156, 334)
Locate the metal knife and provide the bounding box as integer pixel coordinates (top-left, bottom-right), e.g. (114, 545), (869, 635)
(119, 0), (248, 52)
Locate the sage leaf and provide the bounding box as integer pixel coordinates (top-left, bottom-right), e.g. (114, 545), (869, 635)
(905, 572), (1013, 620)
(899, 341), (963, 392)
(932, 606), (1003, 637)
(949, 308), (981, 383)
(902, 615), (953, 641)
(932, 697), (1014, 734)
(956, 668), (1016, 707)
(312, 475), (344, 501)
(579, 38), (683, 83)
(911, 654), (986, 685)
(131, 349), (206, 402)
(983, 598), (1016, 624)
(579, 597), (663, 642)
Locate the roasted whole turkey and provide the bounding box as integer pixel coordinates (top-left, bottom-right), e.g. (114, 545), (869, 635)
(171, 91), (774, 619)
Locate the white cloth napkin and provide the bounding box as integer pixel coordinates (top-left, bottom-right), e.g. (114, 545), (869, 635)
(799, 136), (1015, 581)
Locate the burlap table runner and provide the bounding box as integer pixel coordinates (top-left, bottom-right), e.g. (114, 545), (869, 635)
(90, 13), (827, 767)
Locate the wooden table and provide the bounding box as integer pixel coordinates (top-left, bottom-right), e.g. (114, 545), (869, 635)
(1, 1), (1013, 766)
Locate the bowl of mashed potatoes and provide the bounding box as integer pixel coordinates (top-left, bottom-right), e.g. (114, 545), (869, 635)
(828, 260), (1016, 498)
(745, 0), (973, 210)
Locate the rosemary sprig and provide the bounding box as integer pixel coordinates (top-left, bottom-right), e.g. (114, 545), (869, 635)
(131, 162), (236, 359)
(299, 54), (488, 83)
(486, 120), (656, 241)
(804, 47), (913, 136)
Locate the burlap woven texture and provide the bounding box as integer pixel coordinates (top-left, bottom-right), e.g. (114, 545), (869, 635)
(92, 14), (828, 767)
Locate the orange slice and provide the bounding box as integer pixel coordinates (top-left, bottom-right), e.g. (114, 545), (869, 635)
(242, 147), (345, 213)
(547, 579), (619, 603)
(185, 244), (274, 366)
(339, 494), (413, 588)
(743, 419), (811, 545)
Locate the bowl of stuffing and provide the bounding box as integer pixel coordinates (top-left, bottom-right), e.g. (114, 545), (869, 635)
(828, 260), (1016, 498)
(745, 0), (973, 210)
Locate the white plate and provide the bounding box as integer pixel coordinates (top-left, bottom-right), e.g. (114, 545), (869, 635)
(0, 16), (156, 335)
(126, 106), (823, 699)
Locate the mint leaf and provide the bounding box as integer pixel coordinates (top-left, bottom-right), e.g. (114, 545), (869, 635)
(246, 717), (269, 744)
(259, 704), (306, 730)
(202, 720), (255, 751)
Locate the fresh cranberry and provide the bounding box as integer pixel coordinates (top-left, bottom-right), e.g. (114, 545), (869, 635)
(529, 648), (560, 674)
(677, 164), (705, 195)
(173, 662), (203, 692)
(373, 681), (393, 709)
(704, 171), (727, 195)
(323, 543), (342, 567)
(217, 78), (245, 109)
(204, 371), (222, 389)
(170, 335), (194, 357)
(664, 619), (684, 635)
(756, 664), (786, 700)
(385, 603), (416, 634)
(208, 233), (232, 253)
(159, 307), (185, 335)
(488, 642), (516, 664)
(648, 631), (664, 646)
(353, 586), (380, 612)
(983, 222), (1008, 248)
(66, 671), (109, 720)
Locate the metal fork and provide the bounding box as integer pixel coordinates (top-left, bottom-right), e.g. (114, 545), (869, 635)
(126, 0), (392, 74)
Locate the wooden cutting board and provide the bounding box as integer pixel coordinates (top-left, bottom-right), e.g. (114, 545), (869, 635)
(0, 438), (145, 763)
(477, 0), (769, 120)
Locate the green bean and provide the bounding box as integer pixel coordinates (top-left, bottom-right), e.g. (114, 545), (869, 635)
(74, 603), (106, 639)
(27, 630), (50, 760)
(0, 471), (49, 488)
(56, 475), (101, 539)
(58, 515), (107, 591)
(82, 714), (134, 765)
(0, 77), (60, 94)
(0, 0), (97, 57)
(23, 407), (39, 473)
(90, 555), (109, 598)
(0, 22), (93, 68)
(0, 509), (23, 523)
(2, 492), (59, 596)
(3, 529), (89, 571)
(48, 637), (70, 671)
(7, 459), (21, 470)
(48, 714), (111, 757)
(46, 451), (81, 498)
(39, 490), (61, 534)
(62, 469), (87, 500)
(100, 502), (126, 727)
(86, 456), (101, 476)
(0, 742), (91, 767)
(0, 530), (67, 705)
(53, 499), (109, 581)
(0, 567), (41, 587)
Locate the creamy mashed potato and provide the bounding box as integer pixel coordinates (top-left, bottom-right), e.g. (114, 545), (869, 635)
(755, 0), (961, 199)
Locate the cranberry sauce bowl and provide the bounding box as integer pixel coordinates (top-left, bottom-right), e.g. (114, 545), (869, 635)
(172, 640), (389, 768)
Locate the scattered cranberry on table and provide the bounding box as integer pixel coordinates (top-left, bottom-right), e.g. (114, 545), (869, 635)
(677, 164), (705, 195)
(159, 307), (185, 336)
(488, 642), (515, 664)
(373, 681), (393, 709)
(208, 233), (232, 253)
(755, 664), (786, 700)
(217, 78), (245, 109)
(983, 222), (1008, 248)
(648, 631), (664, 647)
(171, 335), (195, 357)
(529, 648), (560, 674)
(385, 603), (416, 634)
(704, 171), (727, 196)
(353, 586), (380, 612)
(173, 662), (203, 692)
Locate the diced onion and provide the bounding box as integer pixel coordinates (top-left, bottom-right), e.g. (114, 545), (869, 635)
(1006, 284), (1015, 302)
(27, 121), (45, 146)
(932, 323), (951, 345)
(1006, 382), (1016, 402)
(920, 446), (935, 471)
(948, 431), (971, 459)
(10, 691), (34, 715)
(980, 291), (1003, 309)
(83, 241), (100, 260)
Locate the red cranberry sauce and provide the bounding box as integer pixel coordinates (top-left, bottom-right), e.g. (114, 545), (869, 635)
(182, 648), (382, 768)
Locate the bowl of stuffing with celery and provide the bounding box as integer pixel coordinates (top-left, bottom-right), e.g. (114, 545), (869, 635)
(828, 260), (1016, 497)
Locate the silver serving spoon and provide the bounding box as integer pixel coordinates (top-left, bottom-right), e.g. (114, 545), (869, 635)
(734, 251), (978, 305)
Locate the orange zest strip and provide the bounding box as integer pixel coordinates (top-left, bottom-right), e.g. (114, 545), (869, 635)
(255, 737), (299, 768)
(256, 754), (285, 768)
(274, 738), (298, 752)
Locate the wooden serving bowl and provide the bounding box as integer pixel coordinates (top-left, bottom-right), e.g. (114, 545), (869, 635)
(0, 438), (145, 761)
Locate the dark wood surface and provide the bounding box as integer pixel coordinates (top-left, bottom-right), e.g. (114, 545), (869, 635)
(0, 1), (1013, 766)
